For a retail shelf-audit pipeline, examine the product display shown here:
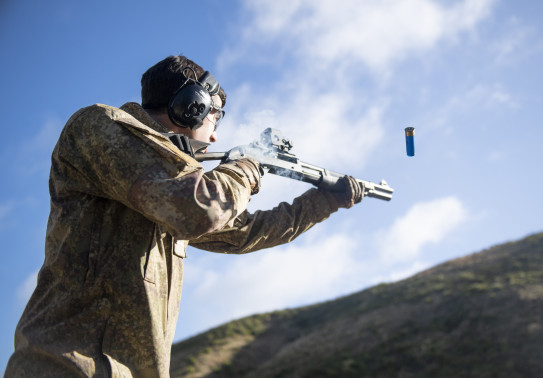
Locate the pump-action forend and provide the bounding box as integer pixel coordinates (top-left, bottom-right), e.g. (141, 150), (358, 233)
(194, 128), (394, 201)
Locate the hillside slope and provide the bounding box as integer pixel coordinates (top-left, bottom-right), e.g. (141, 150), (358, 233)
(170, 232), (543, 377)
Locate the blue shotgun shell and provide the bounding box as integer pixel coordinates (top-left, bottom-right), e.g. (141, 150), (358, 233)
(405, 127), (415, 156)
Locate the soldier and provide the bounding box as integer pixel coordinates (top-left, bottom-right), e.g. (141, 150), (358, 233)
(5, 55), (363, 377)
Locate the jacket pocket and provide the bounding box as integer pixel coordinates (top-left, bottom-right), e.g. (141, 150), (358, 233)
(85, 212), (103, 284)
(103, 353), (134, 378)
(142, 225), (158, 284)
(173, 239), (187, 258)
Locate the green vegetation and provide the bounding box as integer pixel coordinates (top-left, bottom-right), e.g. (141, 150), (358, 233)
(170, 232), (543, 377)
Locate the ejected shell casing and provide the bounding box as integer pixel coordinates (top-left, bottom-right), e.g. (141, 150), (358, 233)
(405, 127), (415, 156)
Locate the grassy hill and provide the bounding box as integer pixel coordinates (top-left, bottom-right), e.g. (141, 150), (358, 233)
(170, 232), (543, 377)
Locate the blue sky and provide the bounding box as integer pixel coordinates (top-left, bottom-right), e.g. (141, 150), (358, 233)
(1, 0), (542, 371)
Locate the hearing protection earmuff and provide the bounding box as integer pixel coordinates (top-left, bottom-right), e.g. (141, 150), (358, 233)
(167, 68), (221, 130)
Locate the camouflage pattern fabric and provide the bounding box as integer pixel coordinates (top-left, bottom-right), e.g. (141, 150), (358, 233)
(5, 102), (338, 377)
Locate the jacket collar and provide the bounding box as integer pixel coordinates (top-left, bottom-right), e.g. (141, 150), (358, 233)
(120, 102), (171, 133)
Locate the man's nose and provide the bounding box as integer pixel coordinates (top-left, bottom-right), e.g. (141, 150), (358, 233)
(209, 131), (217, 143)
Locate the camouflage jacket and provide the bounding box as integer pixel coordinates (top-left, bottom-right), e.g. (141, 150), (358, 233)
(5, 103), (337, 378)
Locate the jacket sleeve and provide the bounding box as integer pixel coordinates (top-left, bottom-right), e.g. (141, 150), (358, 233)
(51, 105), (251, 240)
(188, 187), (339, 253)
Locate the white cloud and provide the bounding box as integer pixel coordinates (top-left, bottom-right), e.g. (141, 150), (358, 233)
(231, 0), (496, 72)
(179, 196), (468, 339)
(19, 117), (63, 176)
(370, 260), (431, 285)
(179, 0), (492, 342)
(231, 90), (386, 166)
(213, 0), (497, 203)
(247, 174), (311, 213)
(466, 84), (518, 110)
(0, 199), (38, 230)
(490, 17), (542, 66)
(269, 91), (386, 168)
(0, 201), (15, 222)
(16, 270), (38, 307)
(487, 150), (506, 163)
(22, 118), (63, 155)
(210, 86), (388, 211)
(185, 232), (363, 327)
(217, 82), (387, 168)
(430, 83), (518, 132)
(376, 196), (468, 261)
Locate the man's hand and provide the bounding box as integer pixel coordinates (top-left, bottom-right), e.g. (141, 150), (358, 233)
(219, 158), (262, 195)
(320, 175), (364, 209)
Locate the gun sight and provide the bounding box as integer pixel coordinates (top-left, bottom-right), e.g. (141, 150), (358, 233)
(261, 128), (294, 152)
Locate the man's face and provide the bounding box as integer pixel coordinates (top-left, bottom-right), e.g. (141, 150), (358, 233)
(183, 94), (222, 148)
